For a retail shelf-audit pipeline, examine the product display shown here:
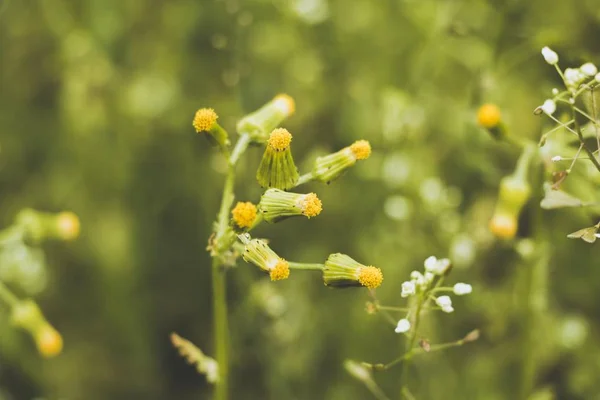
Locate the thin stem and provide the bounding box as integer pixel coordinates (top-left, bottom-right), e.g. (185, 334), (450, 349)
(0, 280), (18, 308)
(376, 305), (410, 312)
(287, 262), (324, 271)
(591, 86), (600, 151)
(212, 257), (229, 400)
(229, 133), (250, 166)
(364, 380), (391, 400)
(571, 107), (600, 173)
(210, 133), (251, 400)
(295, 172), (314, 186)
(566, 144), (584, 173)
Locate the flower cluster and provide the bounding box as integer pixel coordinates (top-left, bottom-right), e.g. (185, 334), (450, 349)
(394, 256), (472, 333)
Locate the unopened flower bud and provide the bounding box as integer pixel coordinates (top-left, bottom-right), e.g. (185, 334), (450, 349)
(237, 94), (295, 143)
(395, 318), (411, 333)
(11, 300), (63, 357)
(239, 234), (290, 281)
(256, 128), (299, 190)
(322, 253), (383, 289)
(541, 47), (559, 65)
(258, 189), (322, 223)
(193, 108), (230, 150)
(312, 140), (371, 184)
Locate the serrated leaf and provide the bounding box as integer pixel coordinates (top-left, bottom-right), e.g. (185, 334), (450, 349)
(567, 227), (598, 243)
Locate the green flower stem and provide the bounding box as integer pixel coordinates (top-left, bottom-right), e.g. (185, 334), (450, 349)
(295, 172), (314, 186)
(376, 305), (410, 312)
(571, 107), (600, 173)
(210, 133), (251, 400)
(287, 262), (324, 271)
(0, 280), (18, 308)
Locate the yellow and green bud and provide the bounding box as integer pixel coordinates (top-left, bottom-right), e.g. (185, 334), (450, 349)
(256, 128), (299, 190)
(237, 94), (295, 143)
(231, 202), (258, 230)
(477, 104), (506, 139)
(322, 253), (383, 289)
(258, 189), (322, 223)
(11, 300), (63, 357)
(193, 108), (230, 151)
(16, 209), (80, 243)
(489, 145), (535, 239)
(239, 234), (290, 281)
(312, 140), (371, 184)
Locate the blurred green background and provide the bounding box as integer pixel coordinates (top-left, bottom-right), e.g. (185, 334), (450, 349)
(2, 0), (600, 399)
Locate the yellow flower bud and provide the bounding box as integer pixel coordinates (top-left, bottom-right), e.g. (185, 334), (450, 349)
(55, 211), (80, 241)
(231, 202), (258, 230)
(489, 212), (518, 239)
(36, 325), (63, 358)
(477, 104), (501, 129)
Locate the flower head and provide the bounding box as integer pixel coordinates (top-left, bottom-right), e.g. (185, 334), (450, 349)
(259, 189), (322, 222)
(395, 318), (411, 333)
(581, 62), (598, 77)
(358, 266), (384, 289)
(237, 94), (296, 143)
(322, 253), (383, 289)
(256, 129), (299, 189)
(401, 280), (416, 297)
(541, 47), (559, 65)
(312, 140), (371, 184)
(231, 202), (258, 229)
(489, 213), (517, 239)
(193, 108), (218, 132)
(11, 300), (63, 357)
(453, 283), (472, 295)
(424, 256), (451, 275)
(56, 211), (80, 241)
(240, 234), (290, 281)
(267, 128), (292, 151)
(477, 104), (501, 129)
(36, 325), (63, 358)
(541, 99), (556, 115)
(435, 295), (454, 313)
(350, 140), (372, 160)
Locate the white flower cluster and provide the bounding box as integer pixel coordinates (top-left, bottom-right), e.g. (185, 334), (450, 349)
(395, 256), (472, 334)
(539, 47), (600, 116)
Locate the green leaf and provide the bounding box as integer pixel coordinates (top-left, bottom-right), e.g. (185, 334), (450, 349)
(540, 183), (583, 209)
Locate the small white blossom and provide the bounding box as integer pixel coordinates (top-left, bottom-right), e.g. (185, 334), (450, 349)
(424, 271), (435, 284)
(551, 156), (562, 162)
(541, 47), (559, 65)
(551, 88), (559, 95)
(541, 99), (556, 115)
(453, 283), (473, 295)
(203, 358), (219, 383)
(436, 295), (454, 313)
(424, 256), (451, 275)
(565, 68), (584, 87)
(581, 63), (598, 77)
(395, 318), (411, 333)
(401, 281), (416, 298)
(569, 98), (575, 105)
(595, 72), (600, 82)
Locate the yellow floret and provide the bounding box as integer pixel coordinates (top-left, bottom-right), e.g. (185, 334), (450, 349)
(489, 213), (517, 239)
(357, 266), (383, 289)
(232, 202), (257, 229)
(36, 325), (63, 358)
(270, 259), (290, 281)
(477, 104), (501, 129)
(350, 140), (371, 160)
(273, 94), (295, 116)
(193, 108), (218, 132)
(268, 128), (293, 151)
(301, 193), (322, 218)
(56, 211), (80, 240)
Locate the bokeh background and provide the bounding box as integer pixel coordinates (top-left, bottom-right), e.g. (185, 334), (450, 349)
(2, 0), (600, 399)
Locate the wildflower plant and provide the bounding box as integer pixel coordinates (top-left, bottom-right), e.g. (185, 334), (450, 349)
(346, 256), (478, 399)
(181, 94), (376, 399)
(0, 208), (80, 358)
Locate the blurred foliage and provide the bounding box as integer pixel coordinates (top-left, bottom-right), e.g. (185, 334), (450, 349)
(2, 0), (600, 399)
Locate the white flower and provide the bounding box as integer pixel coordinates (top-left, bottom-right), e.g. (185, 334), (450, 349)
(551, 156), (562, 162)
(436, 295), (454, 313)
(564, 68), (584, 86)
(551, 88), (559, 95)
(395, 318), (411, 333)
(453, 283), (473, 295)
(203, 358), (219, 383)
(410, 270), (426, 287)
(401, 281), (416, 297)
(581, 63), (598, 77)
(595, 72), (600, 82)
(424, 271), (435, 284)
(541, 47), (559, 65)
(424, 256), (451, 275)
(541, 99), (556, 115)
